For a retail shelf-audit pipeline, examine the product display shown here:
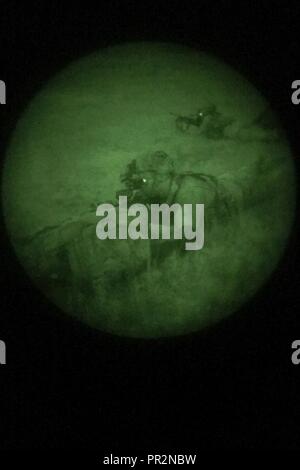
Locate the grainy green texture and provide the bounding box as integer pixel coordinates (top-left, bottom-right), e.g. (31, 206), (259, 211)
(2, 42), (296, 337)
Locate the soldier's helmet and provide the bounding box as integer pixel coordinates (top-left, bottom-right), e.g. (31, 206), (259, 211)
(145, 150), (174, 175)
(118, 151), (176, 205)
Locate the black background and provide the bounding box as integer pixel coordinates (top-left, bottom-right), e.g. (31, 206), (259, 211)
(0, 0), (299, 451)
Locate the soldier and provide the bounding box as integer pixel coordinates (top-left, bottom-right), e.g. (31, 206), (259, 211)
(114, 150), (232, 268)
(173, 105), (216, 132)
(173, 104), (234, 138)
(116, 151), (176, 206)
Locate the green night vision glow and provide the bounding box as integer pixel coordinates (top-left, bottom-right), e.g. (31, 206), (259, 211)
(2, 42), (296, 338)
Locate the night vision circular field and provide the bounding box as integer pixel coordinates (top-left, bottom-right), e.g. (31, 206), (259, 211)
(2, 42), (296, 337)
